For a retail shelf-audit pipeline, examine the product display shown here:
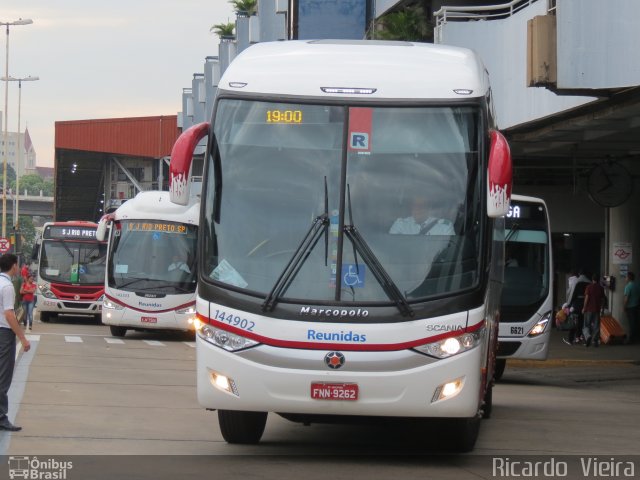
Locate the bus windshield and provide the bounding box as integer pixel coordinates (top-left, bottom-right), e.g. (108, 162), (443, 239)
(108, 220), (197, 294)
(502, 229), (549, 307)
(39, 240), (107, 285)
(502, 197), (551, 310)
(203, 99), (482, 304)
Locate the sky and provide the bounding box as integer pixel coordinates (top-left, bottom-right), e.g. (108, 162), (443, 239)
(2, 0), (236, 167)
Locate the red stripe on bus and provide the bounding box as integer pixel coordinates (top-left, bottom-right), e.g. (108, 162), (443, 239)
(105, 294), (195, 314)
(197, 312), (484, 352)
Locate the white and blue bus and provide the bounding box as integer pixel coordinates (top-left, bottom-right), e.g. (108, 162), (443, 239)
(169, 40), (513, 451)
(495, 194), (553, 379)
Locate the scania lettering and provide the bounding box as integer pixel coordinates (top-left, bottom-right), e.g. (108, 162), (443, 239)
(36, 221), (107, 322)
(169, 41), (512, 451)
(495, 194), (553, 380)
(97, 190), (199, 337)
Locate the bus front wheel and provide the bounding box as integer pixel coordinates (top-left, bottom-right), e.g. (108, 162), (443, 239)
(109, 325), (127, 337)
(218, 410), (267, 444)
(494, 359), (506, 381)
(39, 312), (53, 323)
(442, 416), (481, 453)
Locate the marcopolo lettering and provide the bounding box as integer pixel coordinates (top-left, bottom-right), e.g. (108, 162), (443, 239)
(300, 306), (369, 318)
(307, 329), (367, 343)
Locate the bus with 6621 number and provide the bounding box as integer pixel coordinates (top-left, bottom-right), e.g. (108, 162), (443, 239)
(97, 189), (199, 337)
(169, 40), (512, 451)
(495, 194), (553, 380)
(36, 221), (107, 323)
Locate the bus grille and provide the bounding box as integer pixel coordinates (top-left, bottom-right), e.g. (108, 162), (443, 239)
(497, 341), (521, 356)
(61, 302), (94, 309)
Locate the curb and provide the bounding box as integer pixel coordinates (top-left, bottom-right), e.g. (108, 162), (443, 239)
(508, 358), (639, 368)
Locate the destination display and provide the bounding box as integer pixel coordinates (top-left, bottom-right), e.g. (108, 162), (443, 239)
(506, 202), (546, 222)
(44, 226), (97, 240)
(125, 222), (188, 234)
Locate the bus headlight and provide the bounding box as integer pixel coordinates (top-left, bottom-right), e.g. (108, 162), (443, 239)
(38, 284), (56, 299)
(103, 298), (125, 310)
(197, 323), (259, 352)
(413, 331), (482, 359)
(528, 311), (551, 337)
(176, 305), (197, 315)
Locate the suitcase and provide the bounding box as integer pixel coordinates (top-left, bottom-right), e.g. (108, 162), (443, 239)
(600, 315), (626, 344)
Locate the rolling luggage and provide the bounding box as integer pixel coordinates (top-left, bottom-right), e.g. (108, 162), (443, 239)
(599, 315), (626, 344)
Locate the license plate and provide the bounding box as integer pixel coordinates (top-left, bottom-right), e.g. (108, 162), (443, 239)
(141, 317), (158, 324)
(310, 383), (358, 401)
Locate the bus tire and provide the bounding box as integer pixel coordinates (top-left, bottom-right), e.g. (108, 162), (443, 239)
(443, 416), (481, 453)
(482, 382), (493, 419)
(218, 410), (267, 444)
(109, 325), (127, 337)
(494, 359), (506, 381)
(40, 312), (52, 323)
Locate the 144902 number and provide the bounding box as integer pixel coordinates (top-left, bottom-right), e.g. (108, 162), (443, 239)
(213, 310), (256, 332)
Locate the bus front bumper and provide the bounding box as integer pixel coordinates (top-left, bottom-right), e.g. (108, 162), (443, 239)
(37, 297), (102, 316)
(102, 308), (195, 332)
(196, 337), (483, 418)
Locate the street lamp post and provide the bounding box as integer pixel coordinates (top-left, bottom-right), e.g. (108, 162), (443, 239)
(1, 75), (39, 230)
(1, 18), (33, 240)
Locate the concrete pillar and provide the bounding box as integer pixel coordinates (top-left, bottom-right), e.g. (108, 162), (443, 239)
(608, 179), (640, 339)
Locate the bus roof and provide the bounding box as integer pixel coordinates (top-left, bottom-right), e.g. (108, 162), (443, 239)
(219, 40), (490, 100)
(510, 194), (547, 206)
(113, 191), (199, 225)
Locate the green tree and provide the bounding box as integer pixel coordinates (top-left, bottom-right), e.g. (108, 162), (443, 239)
(11, 174), (53, 196)
(14, 215), (36, 259)
(373, 3), (433, 42)
(210, 22), (236, 38)
(0, 163), (17, 190)
(229, 0), (257, 15)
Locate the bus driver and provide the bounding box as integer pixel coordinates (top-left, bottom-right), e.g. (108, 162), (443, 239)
(389, 195), (455, 236)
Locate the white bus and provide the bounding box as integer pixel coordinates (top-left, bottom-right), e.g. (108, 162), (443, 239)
(495, 194), (553, 379)
(36, 221), (107, 323)
(97, 190), (199, 337)
(169, 40), (513, 451)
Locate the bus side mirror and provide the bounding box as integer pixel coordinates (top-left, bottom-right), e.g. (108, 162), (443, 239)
(96, 214), (113, 242)
(170, 122), (210, 205)
(487, 130), (512, 218)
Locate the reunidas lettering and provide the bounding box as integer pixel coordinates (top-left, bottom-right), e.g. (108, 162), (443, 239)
(300, 306), (369, 318)
(307, 329), (367, 343)
(139, 301), (162, 308)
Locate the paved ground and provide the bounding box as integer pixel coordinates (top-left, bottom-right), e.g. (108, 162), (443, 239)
(511, 326), (640, 366)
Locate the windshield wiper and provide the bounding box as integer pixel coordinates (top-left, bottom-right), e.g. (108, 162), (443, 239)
(343, 185), (413, 317)
(262, 179), (330, 312)
(116, 277), (150, 289)
(505, 223), (520, 242)
(262, 213), (329, 312)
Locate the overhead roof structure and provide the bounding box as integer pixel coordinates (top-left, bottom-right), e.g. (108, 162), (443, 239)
(54, 116), (178, 221)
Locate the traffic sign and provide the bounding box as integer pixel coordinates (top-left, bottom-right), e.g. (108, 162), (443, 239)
(0, 237), (10, 253)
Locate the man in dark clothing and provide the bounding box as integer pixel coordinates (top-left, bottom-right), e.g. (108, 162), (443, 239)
(582, 274), (606, 347)
(563, 270), (590, 345)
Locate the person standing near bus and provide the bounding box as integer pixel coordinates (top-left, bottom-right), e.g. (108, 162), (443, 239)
(623, 272), (640, 344)
(0, 253), (31, 432)
(20, 275), (37, 332)
(563, 269), (590, 345)
(582, 274), (606, 347)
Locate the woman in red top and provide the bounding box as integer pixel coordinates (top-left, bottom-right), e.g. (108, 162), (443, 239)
(20, 275), (37, 331)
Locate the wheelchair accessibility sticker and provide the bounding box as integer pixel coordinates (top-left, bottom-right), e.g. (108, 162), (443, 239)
(342, 264), (365, 288)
